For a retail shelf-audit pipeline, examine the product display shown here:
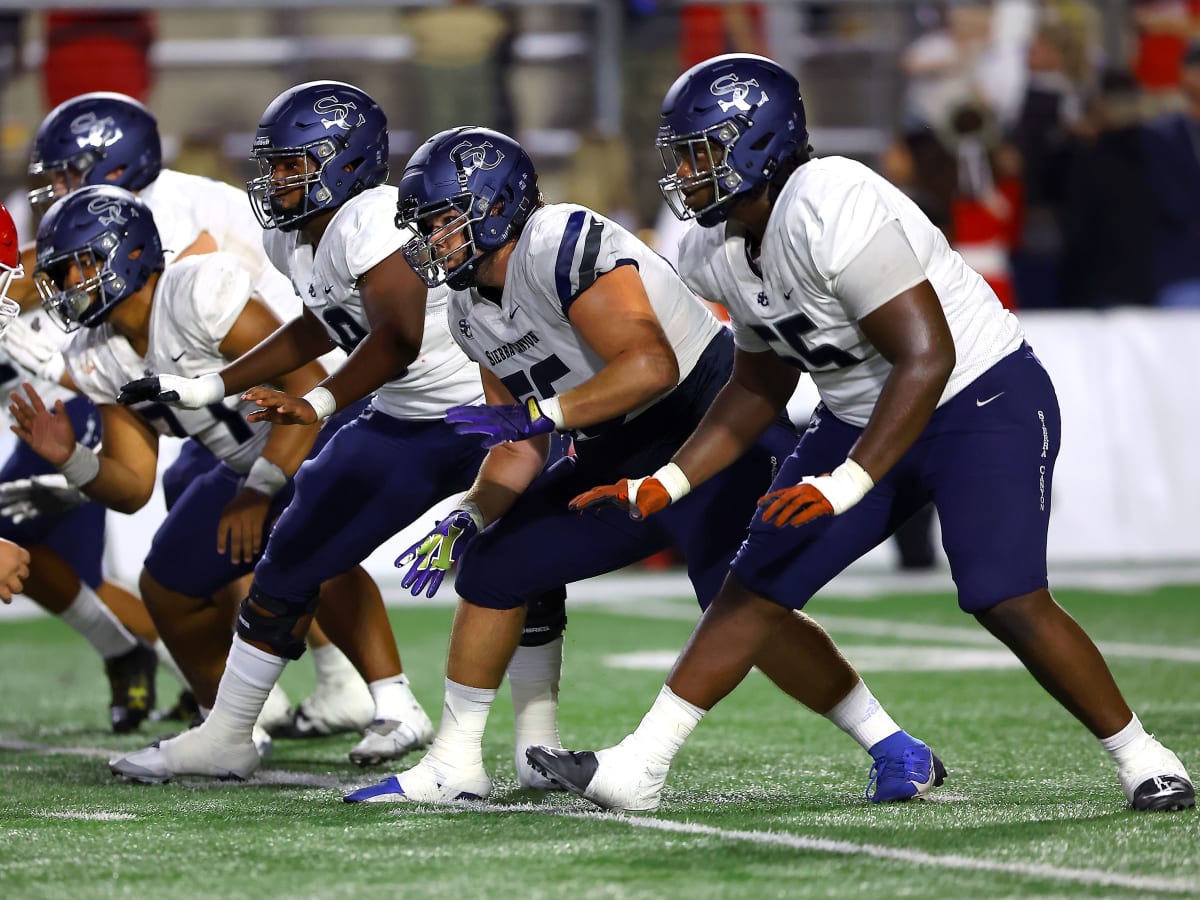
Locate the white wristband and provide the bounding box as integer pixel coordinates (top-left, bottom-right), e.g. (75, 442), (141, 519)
(57, 442), (101, 489)
(303, 386), (337, 422)
(537, 396), (566, 430)
(650, 462), (692, 503)
(460, 499), (485, 530)
(808, 457), (875, 515)
(243, 457), (288, 498)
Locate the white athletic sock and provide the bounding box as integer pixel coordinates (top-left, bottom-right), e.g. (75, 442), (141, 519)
(59, 584), (137, 659)
(153, 639), (189, 689)
(369, 674), (420, 722)
(509, 638), (562, 753)
(825, 679), (901, 751)
(202, 636), (286, 744)
(424, 678), (496, 773)
(1100, 714), (1152, 766)
(630, 685), (705, 766)
(310, 642), (358, 684)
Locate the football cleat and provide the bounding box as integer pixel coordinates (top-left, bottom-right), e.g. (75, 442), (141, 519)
(515, 744), (563, 791)
(525, 738), (669, 812)
(105, 639), (158, 734)
(109, 724), (260, 785)
(348, 715), (434, 767)
(343, 759), (492, 804)
(865, 732), (947, 803)
(1118, 738), (1195, 812)
(271, 673), (373, 738)
(255, 683), (293, 735)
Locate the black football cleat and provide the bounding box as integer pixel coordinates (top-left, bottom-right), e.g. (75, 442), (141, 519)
(105, 639), (158, 734)
(150, 689), (199, 724)
(1130, 775), (1196, 812)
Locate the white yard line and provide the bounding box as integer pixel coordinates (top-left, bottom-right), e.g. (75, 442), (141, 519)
(403, 803), (1200, 895)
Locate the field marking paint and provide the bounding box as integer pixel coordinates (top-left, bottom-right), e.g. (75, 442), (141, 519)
(401, 803), (1200, 895)
(35, 810), (136, 821)
(605, 646), (1025, 673)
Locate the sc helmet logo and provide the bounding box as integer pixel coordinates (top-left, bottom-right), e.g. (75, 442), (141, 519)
(86, 196), (131, 228)
(710, 74), (769, 113)
(458, 318), (473, 340)
(314, 95), (366, 132)
(451, 140), (504, 187)
(69, 112), (121, 150)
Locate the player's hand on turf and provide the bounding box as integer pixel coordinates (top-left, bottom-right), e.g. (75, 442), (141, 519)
(240, 386), (318, 426)
(395, 507), (482, 598)
(0, 538), (30, 604)
(217, 488), (272, 565)
(0, 474), (87, 524)
(445, 398), (557, 449)
(569, 476), (672, 522)
(8, 382), (75, 466)
(757, 459), (874, 528)
(118, 372), (225, 408)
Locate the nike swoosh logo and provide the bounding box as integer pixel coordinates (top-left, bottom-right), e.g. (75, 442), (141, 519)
(784, 288), (794, 300)
(976, 392), (1005, 407)
(171, 351), (186, 362)
(509, 305), (521, 319)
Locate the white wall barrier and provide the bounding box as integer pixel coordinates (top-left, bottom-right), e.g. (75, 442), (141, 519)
(2, 308), (1195, 593)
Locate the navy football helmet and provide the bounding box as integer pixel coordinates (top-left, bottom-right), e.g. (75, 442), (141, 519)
(34, 186), (163, 332)
(246, 80), (389, 231)
(395, 126), (539, 290)
(657, 54), (807, 227)
(28, 92), (162, 216)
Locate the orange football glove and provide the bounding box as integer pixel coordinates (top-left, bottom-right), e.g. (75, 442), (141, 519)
(569, 476), (673, 521)
(757, 458), (875, 528)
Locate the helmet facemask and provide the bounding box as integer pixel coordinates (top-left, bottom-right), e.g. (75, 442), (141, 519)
(657, 119), (746, 226)
(35, 235), (127, 332)
(0, 261), (21, 337)
(247, 139), (340, 231)
(396, 192), (485, 290)
(28, 156), (95, 217)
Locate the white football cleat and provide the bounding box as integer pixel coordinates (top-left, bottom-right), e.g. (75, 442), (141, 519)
(1118, 736), (1195, 811)
(109, 724), (260, 785)
(525, 737), (668, 812)
(348, 715), (434, 767)
(343, 758), (492, 804)
(275, 671), (374, 738)
(255, 683), (292, 735)
(252, 724), (273, 760)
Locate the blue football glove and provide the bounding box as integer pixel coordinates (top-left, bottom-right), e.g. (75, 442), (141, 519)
(395, 507), (482, 598)
(445, 398), (557, 449)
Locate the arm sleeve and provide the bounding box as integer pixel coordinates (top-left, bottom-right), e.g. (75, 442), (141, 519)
(830, 219), (928, 320)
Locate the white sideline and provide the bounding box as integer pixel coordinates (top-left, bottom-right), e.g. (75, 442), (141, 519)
(403, 803), (1200, 895)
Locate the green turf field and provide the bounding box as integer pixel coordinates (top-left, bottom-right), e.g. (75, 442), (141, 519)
(1, 585), (1197, 899)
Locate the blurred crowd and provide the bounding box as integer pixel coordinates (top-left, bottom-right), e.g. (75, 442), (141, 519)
(1, 1), (1198, 315)
(888, 0), (1200, 311)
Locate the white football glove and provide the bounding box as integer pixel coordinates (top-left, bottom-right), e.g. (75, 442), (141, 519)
(0, 317), (67, 385)
(117, 372), (226, 409)
(0, 474), (88, 524)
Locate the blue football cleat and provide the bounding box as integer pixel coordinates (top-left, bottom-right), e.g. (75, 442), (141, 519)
(343, 762), (492, 804)
(865, 732), (947, 803)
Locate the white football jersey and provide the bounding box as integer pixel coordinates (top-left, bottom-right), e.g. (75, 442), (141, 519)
(65, 253), (270, 472)
(140, 168), (300, 323)
(446, 204), (723, 435)
(0, 306), (75, 407)
(717, 156), (1024, 426)
(263, 185), (482, 419)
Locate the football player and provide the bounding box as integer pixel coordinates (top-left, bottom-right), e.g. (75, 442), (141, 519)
(107, 82), (565, 781)
(527, 54), (1195, 814)
(9, 185), (370, 767)
(5, 91), (375, 735)
(341, 126), (941, 805)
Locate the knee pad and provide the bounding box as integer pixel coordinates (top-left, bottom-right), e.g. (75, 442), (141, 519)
(235, 584), (320, 660)
(520, 589), (567, 647)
